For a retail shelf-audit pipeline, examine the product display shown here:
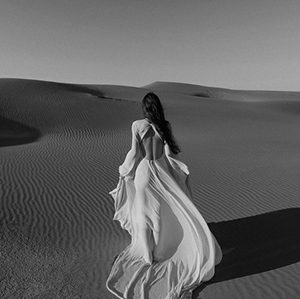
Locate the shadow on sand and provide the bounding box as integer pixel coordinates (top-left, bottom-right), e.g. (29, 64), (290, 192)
(193, 208), (300, 298)
(0, 116), (41, 147)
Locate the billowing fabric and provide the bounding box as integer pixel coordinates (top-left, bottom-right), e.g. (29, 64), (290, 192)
(107, 119), (222, 299)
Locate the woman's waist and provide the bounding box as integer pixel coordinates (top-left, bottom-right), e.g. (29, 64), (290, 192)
(142, 152), (165, 162)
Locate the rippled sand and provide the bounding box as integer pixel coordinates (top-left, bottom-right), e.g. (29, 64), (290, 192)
(1, 79), (300, 298)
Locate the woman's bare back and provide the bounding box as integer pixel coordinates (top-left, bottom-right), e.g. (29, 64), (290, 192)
(141, 126), (164, 161)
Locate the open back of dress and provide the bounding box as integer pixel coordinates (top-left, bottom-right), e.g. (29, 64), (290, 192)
(107, 119), (222, 299)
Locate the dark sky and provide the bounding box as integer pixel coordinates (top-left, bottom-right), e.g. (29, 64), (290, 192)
(1, 0), (300, 90)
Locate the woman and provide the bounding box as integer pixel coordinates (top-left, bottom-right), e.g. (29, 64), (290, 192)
(107, 93), (222, 299)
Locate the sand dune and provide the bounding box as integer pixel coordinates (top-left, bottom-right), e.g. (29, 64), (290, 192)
(0, 116), (40, 147)
(144, 81), (300, 102)
(1, 78), (300, 298)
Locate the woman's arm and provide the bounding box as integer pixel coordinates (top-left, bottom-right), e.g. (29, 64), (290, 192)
(119, 121), (142, 180)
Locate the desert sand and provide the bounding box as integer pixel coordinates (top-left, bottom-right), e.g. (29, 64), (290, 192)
(1, 78), (300, 298)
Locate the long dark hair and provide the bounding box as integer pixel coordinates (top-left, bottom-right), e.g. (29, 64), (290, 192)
(142, 92), (181, 154)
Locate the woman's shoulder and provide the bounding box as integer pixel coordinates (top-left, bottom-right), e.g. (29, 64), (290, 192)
(132, 119), (149, 130)
(132, 119), (151, 138)
(132, 119), (148, 126)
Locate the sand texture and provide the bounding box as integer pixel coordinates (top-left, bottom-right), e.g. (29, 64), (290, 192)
(1, 78), (300, 298)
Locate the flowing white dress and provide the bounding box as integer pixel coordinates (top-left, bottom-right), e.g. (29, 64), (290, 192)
(107, 119), (222, 299)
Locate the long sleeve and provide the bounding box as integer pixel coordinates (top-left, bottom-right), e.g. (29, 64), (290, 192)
(109, 122), (141, 235)
(119, 121), (142, 181)
(164, 143), (193, 199)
